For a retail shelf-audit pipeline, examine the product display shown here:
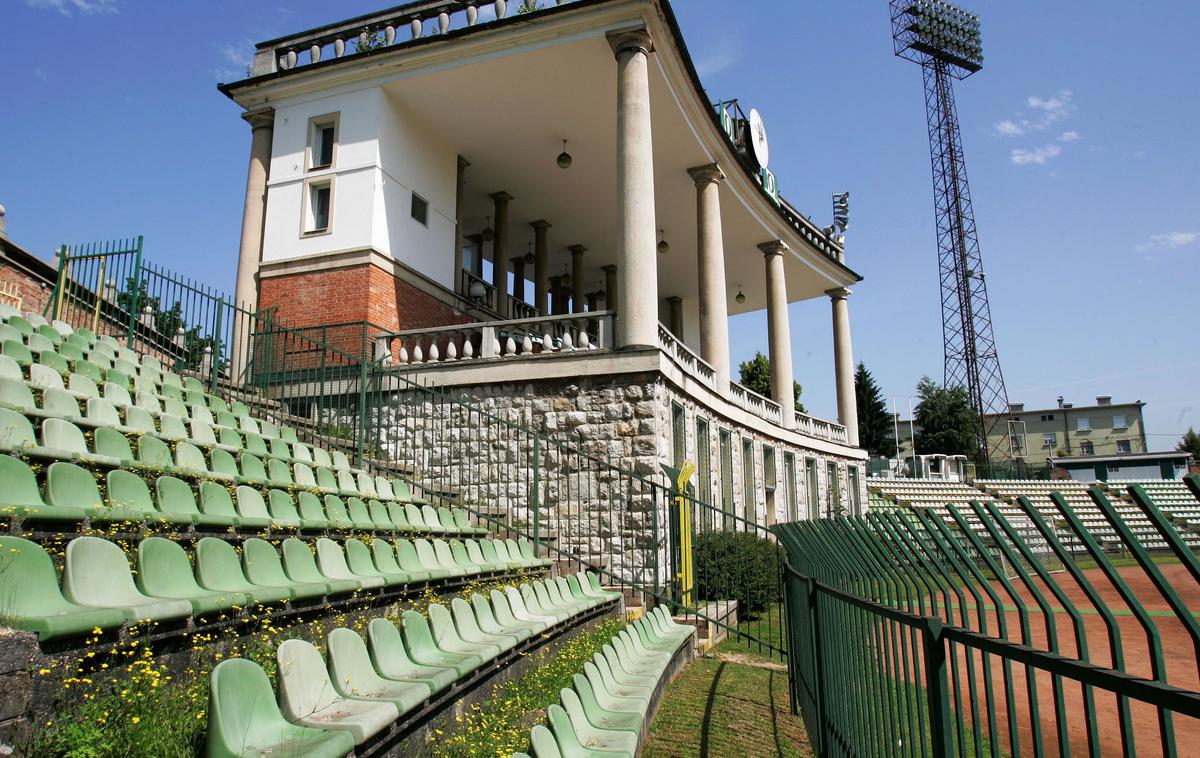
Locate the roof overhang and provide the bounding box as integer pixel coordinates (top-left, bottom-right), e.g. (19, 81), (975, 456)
(219, 0), (861, 311)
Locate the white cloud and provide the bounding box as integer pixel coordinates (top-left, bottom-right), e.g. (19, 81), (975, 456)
(993, 89), (1075, 137)
(212, 41), (254, 82)
(695, 37), (743, 77)
(33, 67), (48, 82)
(1134, 231), (1200, 254)
(1010, 144), (1062, 165)
(26, 0), (118, 15)
(1058, 130), (1080, 143)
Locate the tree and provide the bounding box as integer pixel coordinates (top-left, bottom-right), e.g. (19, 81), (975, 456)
(737, 352), (805, 413)
(1179, 428), (1200, 459)
(913, 376), (979, 459)
(855, 362), (896, 457)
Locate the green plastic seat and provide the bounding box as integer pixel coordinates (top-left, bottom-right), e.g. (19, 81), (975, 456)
(158, 413), (189, 442)
(107, 469), (193, 526)
(592, 650), (655, 690)
(336, 470), (360, 497)
(0, 536), (128, 640)
(454, 508), (487, 535)
(315, 538), (385, 590)
(316, 466), (341, 493)
(102, 380), (131, 406)
(205, 657), (355, 758)
(266, 458), (294, 487)
(39, 419), (116, 466)
(365, 617), (456, 694)
(400, 610), (484, 677)
(0, 457), (89, 523)
(469, 592), (535, 643)
(200, 480), (269, 529)
(374, 477), (397, 501)
(136, 537), (248, 615)
(487, 589), (547, 636)
(370, 540), (430, 584)
(312, 447), (333, 468)
(0, 377), (39, 415)
(530, 724), (564, 758)
(583, 661), (649, 712)
(446, 539), (489, 573)
(42, 388), (83, 421)
(505, 586), (557, 626)
(322, 495), (356, 530)
(240, 538), (328, 600)
(326, 628), (430, 714)
(266, 489), (307, 528)
(393, 539), (449, 580)
(549, 701), (634, 757)
(331, 450), (354, 472)
(93, 426), (135, 464)
(387, 502), (418, 532)
(570, 674), (644, 732)
(460, 540), (505, 573)
(604, 639), (662, 681)
(242, 432), (269, 458)
(295, 491), (333, 529)
(209, 448), (243, 481)
(281, 538), (359, 596)
(268, 437), (292, 461)
(193, 537), (292, 605)
(345, 497), (383, 530)
(29, 362), (67, 393)
(176, 441), (230, 482)
(0, 354), (20, 381)
(67, 372), (99, 399)
(279, 425), (298, 444)
(343, 538), (409, 587)
(421, 505), (450, 533)
(47, 460), (140, 523)
(428, 603), (501, 661)
(239, 453), (268, 483)
(392, 479), (428, 505)
(450, 596), (518, 652)
(236, 485), (289, 527)
(0, 407), (60, 458)
(436, 506), (465, 534)
(137, 434), (177, 471)
(416, 539), (466, 577)
(150, 474), (205, 526)
(84, 396), (126, 430)
(62, 536), (194, 623)
(276, 639), (399, 744)
(366, 499), (396, 530)
(524, 583), (571, 623)
(2, 340), (33, 367)
(292, 461), (319, 490)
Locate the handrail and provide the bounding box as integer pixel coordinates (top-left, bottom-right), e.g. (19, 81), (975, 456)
(656, 323), (717, 392)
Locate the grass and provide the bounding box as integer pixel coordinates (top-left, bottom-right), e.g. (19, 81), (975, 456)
(718, 602), (788, 661)
(645, 656), (811, 758)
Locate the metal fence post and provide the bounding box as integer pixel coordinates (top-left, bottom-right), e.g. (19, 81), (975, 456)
(49, 245), (68, 320)
(125, 235), (144, 347)
(532, 434), (542, 556)
(922, 617), (952, 758)
(808, 577), (828, 755)
(356, 355), (368, 468)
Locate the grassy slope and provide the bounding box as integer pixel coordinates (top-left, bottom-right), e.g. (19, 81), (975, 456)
(644, 655), (812, 758)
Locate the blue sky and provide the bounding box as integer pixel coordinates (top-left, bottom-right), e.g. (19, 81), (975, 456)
(2, 0), (1198, 446)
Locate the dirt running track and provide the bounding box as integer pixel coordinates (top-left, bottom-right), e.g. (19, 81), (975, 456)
(939, 563), (1200, 757)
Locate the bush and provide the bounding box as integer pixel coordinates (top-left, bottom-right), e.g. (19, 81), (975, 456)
(693, 530), (782, 617)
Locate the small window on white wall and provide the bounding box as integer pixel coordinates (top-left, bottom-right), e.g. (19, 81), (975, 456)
(304, 179), (332, 235)
(308, 114), (339, 170)
(411, 193), (429, 226)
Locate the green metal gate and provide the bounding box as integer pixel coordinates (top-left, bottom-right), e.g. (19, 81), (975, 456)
(773, 479), (1200, 757)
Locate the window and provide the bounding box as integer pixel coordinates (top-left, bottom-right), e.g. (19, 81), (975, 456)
(784, 452), (797, 521)
(1116, 440), (1132, 453)
(1009, 435), (1023, 454)
(1080, 441), (1094, 455)
(1041, 414), (1055, 422)
(763, 446), (777, 491)
(1042, 432), (1057, 448)
(304, 179), (332, 234)
(307, 114), (339, 170)
(1112, 415), (1127, 429)
(411, 193), (429, 226)
(826, 461), (841, 517)
(1076, 417), (1091, 432)
(741, 438), (756, 524)
(696, 419), (712, 529)
(719, 430), (733, 524)
(805, 458), (819, 519)
(848, 466), (862, 516)
(671, 403), (686, 467)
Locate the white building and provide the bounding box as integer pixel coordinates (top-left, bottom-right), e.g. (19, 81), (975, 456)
(220, 0), (868, 523)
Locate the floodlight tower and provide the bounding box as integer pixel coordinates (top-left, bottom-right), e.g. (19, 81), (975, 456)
(891, 0), (1010, 465)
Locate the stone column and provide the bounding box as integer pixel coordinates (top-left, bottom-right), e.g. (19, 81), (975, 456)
(828, 287), (860, 446)
(666, 296), (684, 340)
(531, 220), (551, 314)
(608, 29), (657, 349)
(687, 163), (729, 389)
(490, 191), (512, 317)
(569, 244), (587, 313)
(453, 156), (469, 285)
(760, 240), (796, 430)
(231, 107), (275, 384)
(549, 275), (564, 315)
(511, 256), (527, 304)
(601, 264), (618, 316)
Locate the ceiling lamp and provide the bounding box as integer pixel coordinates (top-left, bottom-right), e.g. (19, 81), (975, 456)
(560, 262), (572, 287)
(523, 242), (534, 265)
(481, 215), (494, 242)
(657, 229), (669, 255)
(557, 139), (573, 169)
(735, 285), (746, 305)
(469, 278), (487, 300)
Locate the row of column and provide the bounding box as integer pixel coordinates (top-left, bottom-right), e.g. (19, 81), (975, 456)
(608, 27), (859, 445)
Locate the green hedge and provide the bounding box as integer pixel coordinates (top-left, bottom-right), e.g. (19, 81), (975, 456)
(693, 530), (782, 617)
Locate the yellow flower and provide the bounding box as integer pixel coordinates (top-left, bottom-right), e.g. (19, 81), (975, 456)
(131, 716), (141, 724)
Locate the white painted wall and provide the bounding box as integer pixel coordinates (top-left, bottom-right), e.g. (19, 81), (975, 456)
(260, 85), (457, 288)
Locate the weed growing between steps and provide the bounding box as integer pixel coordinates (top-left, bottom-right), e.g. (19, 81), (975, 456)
(428, 616), (625, 758)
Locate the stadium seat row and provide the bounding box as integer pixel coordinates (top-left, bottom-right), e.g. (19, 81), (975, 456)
(205, 574), (623, 756)
(0, 456), (478, 537)
(0, 533), (552, 641)
(518, 606), (694, 758)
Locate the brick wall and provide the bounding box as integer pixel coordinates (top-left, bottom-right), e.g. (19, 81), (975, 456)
(0, 252), (54, 316)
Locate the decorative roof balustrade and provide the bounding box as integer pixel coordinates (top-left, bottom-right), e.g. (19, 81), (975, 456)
(249, 0), (575, 77)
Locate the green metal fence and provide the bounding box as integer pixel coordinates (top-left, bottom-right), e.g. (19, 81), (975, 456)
(773, 478), (1200, 757)
(42, 238), (788, 659)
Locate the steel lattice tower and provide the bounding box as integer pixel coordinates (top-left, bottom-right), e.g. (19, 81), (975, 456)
(891, 0), (1010, 464)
